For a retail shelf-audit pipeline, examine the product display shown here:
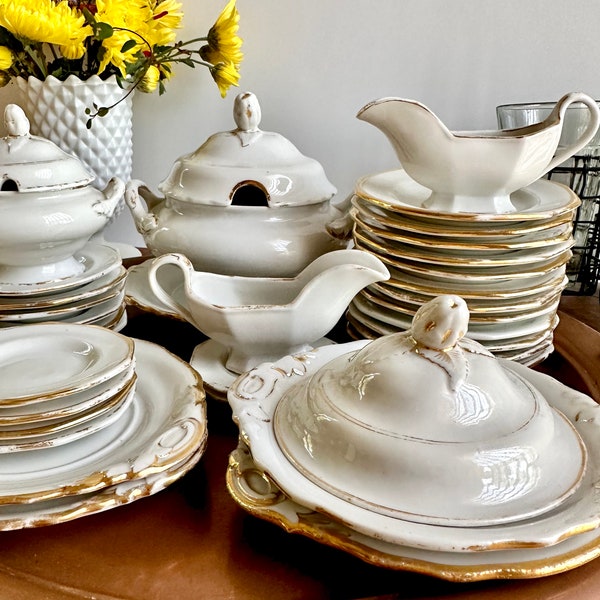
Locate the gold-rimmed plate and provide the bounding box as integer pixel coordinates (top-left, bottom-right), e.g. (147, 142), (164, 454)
(227, 344), (600, 580)
(352, 210), (573, 251)
(351, 194), (576, 238)
(0, 338), (206, 504)
(355, 170), (580, 222)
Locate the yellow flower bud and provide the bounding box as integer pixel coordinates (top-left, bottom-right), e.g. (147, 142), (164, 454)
(0, 47), (13, 71)
(138, 65), (160, 93)
(210, 61), (240, 98)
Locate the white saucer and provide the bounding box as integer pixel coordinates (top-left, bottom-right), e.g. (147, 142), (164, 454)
(0, 322), (134, 405)
(356, 170), (580, 221)
(0, 366), (136, 425)
(0, 338), (206, 504)
(353, 208), (573, 250)
(0, 441), (204, 531)
(351, 194), (576, 237)
(354, 227), (573, 268)
(190, 337), (335, 401)
(354, 236), (571, 282)
(124, 260), (182, 320)
(0, 266), (126, 311)
(0, 379), (136, 453)
(347, 298), (558, 343)
(228, 341), (600, 557)
(0, 244), (122, 297)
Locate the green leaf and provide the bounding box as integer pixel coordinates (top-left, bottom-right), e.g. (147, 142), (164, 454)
(97, 107), (109, 117)
(121, 39), (137, 53)
(94, 22), (114, 41)
(86, 118), (93, 129)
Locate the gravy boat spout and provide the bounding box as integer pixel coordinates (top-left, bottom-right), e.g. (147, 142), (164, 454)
(147, 249), (390, 374)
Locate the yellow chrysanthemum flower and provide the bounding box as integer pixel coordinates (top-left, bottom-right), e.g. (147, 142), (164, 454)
(210, 61), (239, 98)
(202, 0), (243, 66)
(0, 0), (91, 59)
(94, 0), (148, 75)
(0, 46), (13, 71)
(147, 0), (183, 46)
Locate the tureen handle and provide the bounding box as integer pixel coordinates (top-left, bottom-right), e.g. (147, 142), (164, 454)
(93, 177), (125, 218)
(325, 192), (355, 241)
(125, 179), (161, 234)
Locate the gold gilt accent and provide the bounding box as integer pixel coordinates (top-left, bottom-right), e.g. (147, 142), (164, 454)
(227, 446), (600, 582)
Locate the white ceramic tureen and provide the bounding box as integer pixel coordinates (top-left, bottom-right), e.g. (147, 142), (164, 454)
(125, 91), (351, 277)
(0, 104), (124, 285)
(229, 294), (588, 538)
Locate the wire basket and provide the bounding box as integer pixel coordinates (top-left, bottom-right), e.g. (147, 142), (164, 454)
(546, 152), (600, 295)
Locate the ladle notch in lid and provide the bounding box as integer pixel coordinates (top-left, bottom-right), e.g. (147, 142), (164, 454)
(0, 104), (94, 192)
(273, 295), (588, 527)
(158, 91), (337, 208)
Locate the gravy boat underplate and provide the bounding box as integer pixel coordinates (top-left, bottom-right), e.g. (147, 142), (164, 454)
(146, 249), (390, 374)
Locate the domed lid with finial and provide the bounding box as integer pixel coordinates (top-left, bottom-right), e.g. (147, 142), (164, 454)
(0, 104), (94, 192)
(272, 294), (587, 527)
(158, 91), (337, 207)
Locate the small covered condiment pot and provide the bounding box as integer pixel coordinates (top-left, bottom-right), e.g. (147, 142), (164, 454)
(0, 104), (124, 285)
(125, 91), (351, 277)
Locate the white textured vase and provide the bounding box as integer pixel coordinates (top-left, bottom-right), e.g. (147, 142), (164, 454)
(15, 74), (133, 221)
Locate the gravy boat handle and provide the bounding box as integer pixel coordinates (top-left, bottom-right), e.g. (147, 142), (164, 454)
(147, 253), (196, 323)
(543, 92), (600, 175)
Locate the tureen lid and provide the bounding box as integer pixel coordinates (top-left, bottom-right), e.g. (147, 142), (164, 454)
(158, 91), (337, 207)
(0, 104), (94, 192)
(273, 295), (587, 527)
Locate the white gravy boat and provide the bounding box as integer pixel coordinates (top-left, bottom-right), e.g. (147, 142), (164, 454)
(147, 249), (390, 374)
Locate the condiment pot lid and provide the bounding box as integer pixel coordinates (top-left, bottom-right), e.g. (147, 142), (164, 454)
(0, 104), (94, 192)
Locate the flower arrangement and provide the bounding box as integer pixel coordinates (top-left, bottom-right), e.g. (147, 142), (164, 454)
(0, 0), (243, 125)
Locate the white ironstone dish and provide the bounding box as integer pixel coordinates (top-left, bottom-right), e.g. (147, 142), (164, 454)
(0, 266), (126, 313)
(0, 441), (205, 531)
(355, 169), (580, 221)
(0, 104), (124, 285)
(0, 365), (135, 425)
(356, 92), (598, 214)
(0, 243), (121, 297)
(0, 338), (206, 504)
(228, 315), (600, 552)
(0, 322), (134, 405)
(0, 378), (136, 453)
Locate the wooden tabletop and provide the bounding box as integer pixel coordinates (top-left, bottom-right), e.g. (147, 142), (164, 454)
(0, 284), (597, 599)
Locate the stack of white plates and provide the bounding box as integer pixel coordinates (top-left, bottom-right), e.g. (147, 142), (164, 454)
(0, 243), (127, 331)
(348, 170), (580, 365)
(0, 322), (207, 529)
